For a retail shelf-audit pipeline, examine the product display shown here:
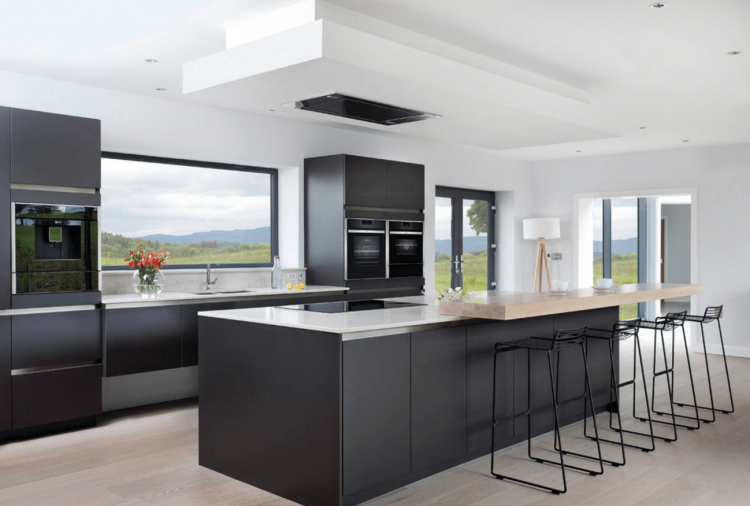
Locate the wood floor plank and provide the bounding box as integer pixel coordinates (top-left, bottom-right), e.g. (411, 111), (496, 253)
(0, 347), (747, 506)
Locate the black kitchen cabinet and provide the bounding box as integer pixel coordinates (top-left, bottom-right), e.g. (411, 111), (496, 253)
(10, 108), (101, 189)
(305, 154), (425, 298)
(12, 364), (102, 430)
(512, 315), (554, 437)
(105, 306), (181, 377)
(467, 321), (515, 453)
(0, 107), (10, 311)
(343, 334), (411, 496)
(344, 155), (388, 208)
(180, 301), (245, 367)
(386, 160), (424, 210)
(12, 310), (101, 370)
(0, 316), (10, 433)
(411, 326), (467, 472)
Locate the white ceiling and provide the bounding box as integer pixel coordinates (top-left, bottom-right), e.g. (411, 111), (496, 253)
(0, 0), (747, 161)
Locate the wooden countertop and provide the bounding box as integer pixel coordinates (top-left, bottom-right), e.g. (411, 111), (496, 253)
(438, 283), (700, 321)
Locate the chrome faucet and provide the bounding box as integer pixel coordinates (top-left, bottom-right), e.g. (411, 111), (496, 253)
(206, 262), (219, 290)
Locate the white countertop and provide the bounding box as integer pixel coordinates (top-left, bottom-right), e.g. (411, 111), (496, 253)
(198, 295), (476, 340)
(102, 285), (349, 309)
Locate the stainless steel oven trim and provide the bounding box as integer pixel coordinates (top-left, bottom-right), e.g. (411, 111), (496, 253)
(345, 218), (390, 281)
(10, 202), (15, 294)
(389, 231), (423, 235)
(385, 221), (390, 279)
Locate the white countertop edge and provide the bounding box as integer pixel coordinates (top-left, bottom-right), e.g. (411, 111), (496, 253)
(0, 305), (99, 316)
(101, 286), (349, 308)
(198, 309), (471, 340)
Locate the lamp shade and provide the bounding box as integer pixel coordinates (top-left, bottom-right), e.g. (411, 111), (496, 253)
(523, 218), (560, 240)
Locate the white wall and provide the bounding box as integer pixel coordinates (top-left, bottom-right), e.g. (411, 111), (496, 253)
(531, 144), (750, 357)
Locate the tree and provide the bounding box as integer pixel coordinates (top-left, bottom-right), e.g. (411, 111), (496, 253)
(466, 200), (488, 235)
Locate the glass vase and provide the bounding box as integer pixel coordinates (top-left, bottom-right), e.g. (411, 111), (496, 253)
(132, 270), (165, 299)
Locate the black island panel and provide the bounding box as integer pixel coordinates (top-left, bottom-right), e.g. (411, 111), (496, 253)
(199, 317), (341, 506)
(342, 334), (410, 496)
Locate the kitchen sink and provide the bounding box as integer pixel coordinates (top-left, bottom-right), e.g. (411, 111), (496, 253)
(191, 290), (257, 296)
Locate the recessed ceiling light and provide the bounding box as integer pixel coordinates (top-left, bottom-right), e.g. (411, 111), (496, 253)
(727, 51), (742, 56)
(650, 2), (667, 9)
(145, 59), (158, 63)
(155, 88), (166, 91)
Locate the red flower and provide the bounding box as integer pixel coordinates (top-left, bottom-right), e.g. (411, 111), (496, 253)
(129, 261), (135, 267)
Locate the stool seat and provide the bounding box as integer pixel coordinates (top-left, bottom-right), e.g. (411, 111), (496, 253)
(496, 334), (583, 352)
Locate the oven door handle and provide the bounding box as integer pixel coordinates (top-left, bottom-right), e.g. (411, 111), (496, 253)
(347, 230), (385, 234)
(389, 231), (423, 235)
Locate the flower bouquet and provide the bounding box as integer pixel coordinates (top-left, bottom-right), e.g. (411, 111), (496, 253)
(434, 287), (479, 301)
(125, 246), (172, 299)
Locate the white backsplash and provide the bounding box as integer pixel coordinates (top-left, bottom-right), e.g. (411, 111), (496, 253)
(101, 267), (307, 295)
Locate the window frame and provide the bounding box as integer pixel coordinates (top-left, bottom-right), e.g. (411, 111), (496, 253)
(435, 186), (496, 291)
(101, 151), (279, 270)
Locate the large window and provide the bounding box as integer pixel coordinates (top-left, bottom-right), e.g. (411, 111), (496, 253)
(101, 153), (277, 268)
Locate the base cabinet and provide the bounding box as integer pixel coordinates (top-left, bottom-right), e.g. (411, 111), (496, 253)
(467, 321), (515, 453)
(411, 326), (467, 472)
(343, 335), (410, 496)
(12, 365), (102, 429)
(105, 306), (182, 377)
(0, 317), (10, 432)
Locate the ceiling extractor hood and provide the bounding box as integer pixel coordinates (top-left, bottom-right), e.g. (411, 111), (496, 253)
(286, 93), (441, 126)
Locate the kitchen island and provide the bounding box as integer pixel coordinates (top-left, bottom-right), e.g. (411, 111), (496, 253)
(198, 284), (698, 506)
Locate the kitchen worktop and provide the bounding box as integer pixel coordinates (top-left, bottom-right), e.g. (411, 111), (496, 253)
(439, 283), (701, 320)
(198, 295), (474, 340)
(101, 285), (349, 309)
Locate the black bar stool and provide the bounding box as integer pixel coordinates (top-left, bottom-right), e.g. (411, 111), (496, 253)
(490, 326), (604, 495)
(680, 306), (735, 416)
(637, 311), (699, 438)
(583, 319), (656, 458)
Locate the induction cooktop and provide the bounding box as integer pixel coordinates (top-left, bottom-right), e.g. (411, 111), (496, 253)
(279, 299), (426, 314)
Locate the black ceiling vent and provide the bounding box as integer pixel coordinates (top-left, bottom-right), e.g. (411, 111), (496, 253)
(291, 94), (440, 126)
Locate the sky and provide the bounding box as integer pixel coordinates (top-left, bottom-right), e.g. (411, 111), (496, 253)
(101, 158), (271, 238)
(435, 197), (488, 241)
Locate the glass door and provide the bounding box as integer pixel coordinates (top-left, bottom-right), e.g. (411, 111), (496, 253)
(434, 187), (496, 293)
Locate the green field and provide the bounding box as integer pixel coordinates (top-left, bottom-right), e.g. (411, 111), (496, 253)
(435, 250), (488, 293)
(101, 232), (271, 266)
(594, 253), (639, 319)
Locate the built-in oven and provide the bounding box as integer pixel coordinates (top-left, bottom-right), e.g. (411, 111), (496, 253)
(345, 219), (387, 280)
(12, 203), (99, 294)
(388, 220), (423, 278)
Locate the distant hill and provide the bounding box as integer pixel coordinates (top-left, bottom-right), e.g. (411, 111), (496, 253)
(594, 238), (637, 255)
(435, 237), (638, 257)
(140, 227), (271, 246)
(435, 236), (488, 255)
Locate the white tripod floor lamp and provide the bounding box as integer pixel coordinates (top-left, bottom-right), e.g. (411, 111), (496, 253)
(523, 218), (560, 293)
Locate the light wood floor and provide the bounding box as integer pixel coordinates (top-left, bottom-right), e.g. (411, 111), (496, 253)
(1, 335), (748, 506)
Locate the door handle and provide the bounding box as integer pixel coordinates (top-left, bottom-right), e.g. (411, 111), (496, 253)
(453, 255), (465, 275)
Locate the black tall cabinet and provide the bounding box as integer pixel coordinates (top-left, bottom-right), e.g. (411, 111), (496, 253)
(305, 154), (425, 299)
(0, 107), (102, 441)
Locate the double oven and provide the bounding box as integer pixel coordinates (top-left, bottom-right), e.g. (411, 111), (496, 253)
(345, 218), (423, 280)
